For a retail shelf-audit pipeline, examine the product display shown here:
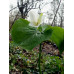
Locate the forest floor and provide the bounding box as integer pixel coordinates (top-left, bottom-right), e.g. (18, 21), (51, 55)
(33, 41), (64, 57)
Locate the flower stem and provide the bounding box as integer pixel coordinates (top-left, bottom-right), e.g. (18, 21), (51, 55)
(39, 43), (42, 74)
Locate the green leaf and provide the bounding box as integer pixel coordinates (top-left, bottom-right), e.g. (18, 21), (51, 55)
(38, 25), (64, 53)
(50, 26), (64, 54)
(11, 19), (52, 50)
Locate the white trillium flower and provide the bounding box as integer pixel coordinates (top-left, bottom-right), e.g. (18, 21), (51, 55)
(28, 10), (43, 27)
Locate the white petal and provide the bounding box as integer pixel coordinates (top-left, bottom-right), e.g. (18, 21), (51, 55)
(37, 13), (43, 25)
(41, 15), (45, 24)
(28, 9), (39, 24)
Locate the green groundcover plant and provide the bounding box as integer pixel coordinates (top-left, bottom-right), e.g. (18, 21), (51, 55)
(11, 10), (64, 74)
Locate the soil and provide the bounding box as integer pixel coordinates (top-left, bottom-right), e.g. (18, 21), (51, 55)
(33, 41), (64, 57)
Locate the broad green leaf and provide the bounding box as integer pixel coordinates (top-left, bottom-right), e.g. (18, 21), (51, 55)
(38, 25), (64, 53)
(11, 19), (52, 50)
(50, 26), (64, 54)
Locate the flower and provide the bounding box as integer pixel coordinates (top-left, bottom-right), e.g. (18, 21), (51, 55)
(28, 9), (43, 27)
(26, 59), (31, 64)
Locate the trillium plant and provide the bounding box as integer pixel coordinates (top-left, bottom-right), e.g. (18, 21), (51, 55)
(11, 10), (64, 74)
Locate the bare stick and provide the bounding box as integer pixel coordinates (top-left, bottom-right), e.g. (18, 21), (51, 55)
(51, 0), (61, 26)
(9, 11), (19, 31)
(9, 7), (18, 12)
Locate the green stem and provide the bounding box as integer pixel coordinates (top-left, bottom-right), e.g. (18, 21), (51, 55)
(39, 43), (42, 74)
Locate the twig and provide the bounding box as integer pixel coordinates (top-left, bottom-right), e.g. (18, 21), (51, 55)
(51, 0), (61, 26)
(9, 11), (19, 31)
(9, 6), (18, 12)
